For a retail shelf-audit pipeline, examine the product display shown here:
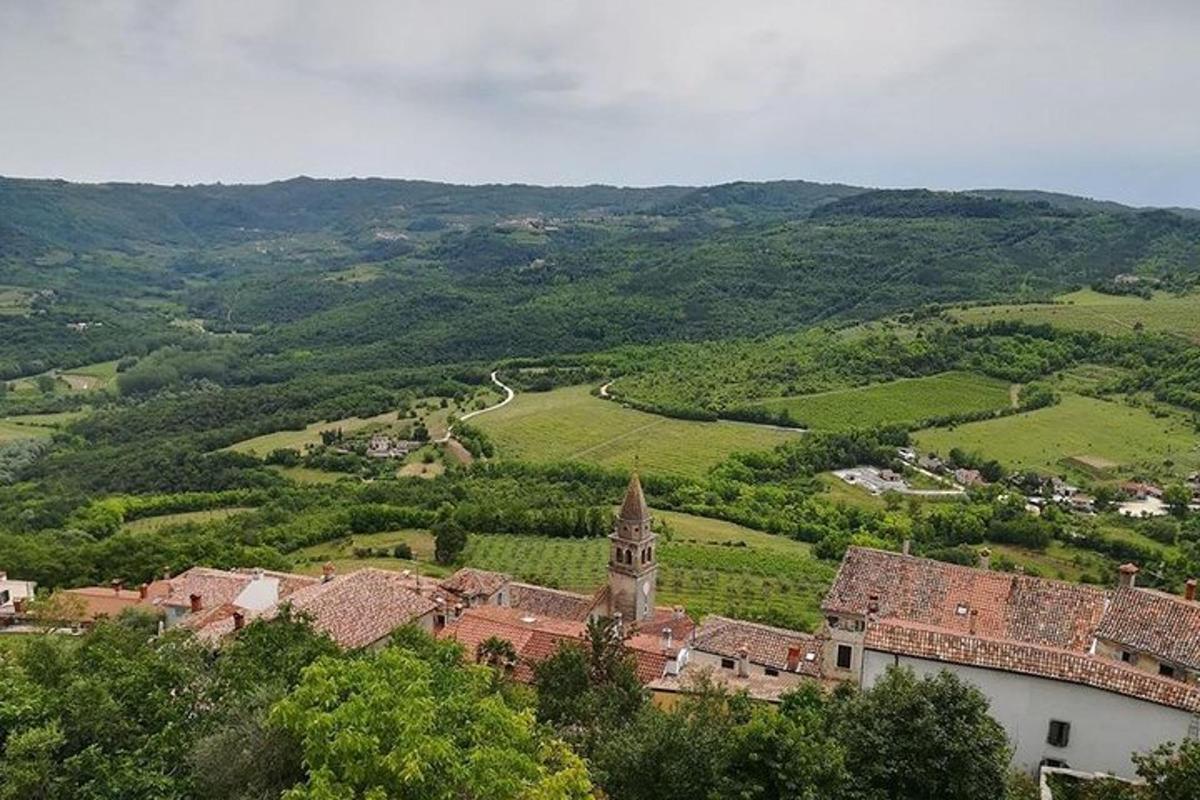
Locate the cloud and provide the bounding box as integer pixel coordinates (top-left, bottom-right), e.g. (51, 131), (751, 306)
(1, 0), (1198, 205)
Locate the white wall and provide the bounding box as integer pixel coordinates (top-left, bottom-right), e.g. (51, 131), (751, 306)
(862, 649), (1199, 779)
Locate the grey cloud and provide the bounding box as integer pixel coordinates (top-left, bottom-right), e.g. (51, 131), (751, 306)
(0, 0), (1198, 206)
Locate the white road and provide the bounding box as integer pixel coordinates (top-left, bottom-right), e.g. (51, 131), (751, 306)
(435, 370), (514, 443)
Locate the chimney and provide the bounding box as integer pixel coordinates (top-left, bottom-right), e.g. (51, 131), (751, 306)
(453, 602), (464, 620)
(252, 567), (264, 581)
(672, 605), (685, 621)
(162, 566), (172, 580)
(138, 583), (148, 600)
(969, 609), (979, 637)
(322, 562), (336, 583)
(232, 611), (245, 631)
(111, 578), (124, 594)
(786, 645), (802, 672)
(736, 644), (750, 678)
(612, 612), (624, 639)
(189, 593), (203, 613)
(661, 627), (673, 652)
(1118, 563), (1139, 589)
(866, 593), (880, 619)
(902, 539), (911, 556)
(13, 598), (27, 614)
(1185, 579), (1197, 602)
(978, 548), (991, 571)
(0, 570), (7, 581)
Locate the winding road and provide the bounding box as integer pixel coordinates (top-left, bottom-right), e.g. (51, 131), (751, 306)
(434, 370), (514, 444)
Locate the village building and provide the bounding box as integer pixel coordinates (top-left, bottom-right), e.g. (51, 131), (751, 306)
(820, 547), (1200, 779)
(0, 571), (36, 625)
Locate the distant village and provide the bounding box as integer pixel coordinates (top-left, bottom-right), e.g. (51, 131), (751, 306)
(835, 446), (1200, 518)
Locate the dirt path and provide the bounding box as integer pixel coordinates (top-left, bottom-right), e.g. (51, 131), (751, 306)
(432, 371), (515, 459)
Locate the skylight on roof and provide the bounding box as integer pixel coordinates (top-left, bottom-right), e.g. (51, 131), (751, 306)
(955, 604), (969, 616)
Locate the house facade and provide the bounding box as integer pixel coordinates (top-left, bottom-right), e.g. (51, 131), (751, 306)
(821, 547), (1200, 778)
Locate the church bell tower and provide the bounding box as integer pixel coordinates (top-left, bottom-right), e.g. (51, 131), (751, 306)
(609, 472), (657, 622)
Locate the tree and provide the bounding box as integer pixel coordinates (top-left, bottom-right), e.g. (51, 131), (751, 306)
(1133, 738), (1200, 800)
(834, 667), (1010, 800)
(433, 517), (468, 564)
(268, 641), (594, 799)
(1162, 484), (1192, 518)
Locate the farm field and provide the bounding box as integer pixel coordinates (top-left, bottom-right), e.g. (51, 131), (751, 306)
(471, 385), (800, 479)
(123, 507), (256, 533)
(0, 417), (57, 442)
(987, 541), (1111, 583)
(59, 360), (119, 390)
(0, 286), (32, 315)
(914, 393), (1200, 479)
(224, 411), (400, 456)
(269, 465), (349, 484)
(290, 511), (834, 630)
(751, 371), (1013, 430)
(954, 289), (1200, 340)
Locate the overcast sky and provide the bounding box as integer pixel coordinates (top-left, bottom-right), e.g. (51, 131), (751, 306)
(2, 1), (1198, 206)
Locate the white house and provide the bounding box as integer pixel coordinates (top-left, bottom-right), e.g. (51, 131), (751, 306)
(821, 547), (1200, 779)
(0, 571), (36, 620)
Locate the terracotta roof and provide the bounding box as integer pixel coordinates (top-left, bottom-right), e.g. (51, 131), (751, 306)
(439, 605), (668, 684)
(619, 473), (650, 521)
(1096, 587), (1200, 671)
(62, 586), (151, 621)
(274, 568), (437, 649)
(692, 615), (823, 677)
(440, 568), (510, 599)
(650, 665), (805, 704)
(866, 621), (1200, 713)
(152, 567), (253, 610)
(234, 568), (319, 599)
(823, 547), (1108, 652)
(510, 582), (596, 621)
(638, 606), (696, 643)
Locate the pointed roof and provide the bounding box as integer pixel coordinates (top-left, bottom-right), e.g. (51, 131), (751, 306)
(619, 472), (650, 521)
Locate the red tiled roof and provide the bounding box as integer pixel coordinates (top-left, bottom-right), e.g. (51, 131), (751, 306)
(866, 621), (1200, 713)
(152, 567), (253, 610)
(439, 605), (669, 684)
(823, 547), (1108, 652)
(650, 665), (804, 704)
(62, 586), (150, 621)
(1096, 587), (1200, 671)
(692, 615), (823, 677)
(273, 568), (437, 649)
(510, 582), (596, 621)
(440, 568), (510, 599)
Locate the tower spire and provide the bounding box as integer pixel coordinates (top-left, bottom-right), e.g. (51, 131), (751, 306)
(619, 471), (650, 523)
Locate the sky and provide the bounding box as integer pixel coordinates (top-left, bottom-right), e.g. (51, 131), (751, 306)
(1, 0), (1199, 207)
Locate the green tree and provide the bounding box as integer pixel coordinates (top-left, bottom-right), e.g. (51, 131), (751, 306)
(834, 667), (1010, 800)
(1133, 738), (1200, 800)
(1162, 484), (1192, 518)
(269, 642), (593, 799)
(433, 517), (468, 564)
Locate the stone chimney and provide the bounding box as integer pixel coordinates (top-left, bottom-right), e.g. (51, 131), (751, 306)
(1185, 579), (1196, 602)
(1118, 563), (1139, 589)
(232, 611), (245, 631)
(969, 609), (979, 637)
(978, 548), (991, 571)
(0, 570), (7, 581)
(162, 566), (172, 580)
(189, 593), (203, 613)
(902, 539), (911, 556)
(322, 562), (336, 583)
(866, 593), (880, 620)
(661, 627), (673, 652)
(736, 644), (750, 678)
(138, 583), (148, 600)
(672, 605), (685, 620)
(612, 612), (624, 639)
(786, 645), (802, 672)
(111, 578), (124, 594)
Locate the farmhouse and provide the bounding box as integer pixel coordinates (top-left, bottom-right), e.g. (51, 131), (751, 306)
(0, 571), (36, 624)
(820, 547), (1200, 778)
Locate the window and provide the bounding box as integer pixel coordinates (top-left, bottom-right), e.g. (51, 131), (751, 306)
(1121, 650), (1138, 666)
(1041, 758), (1068, 769)
(720, 658), (735, 670)
(764, 667), (779, 677)
(836, 644), (853, 670)
(1159, 663), (1176, 680)
(1047, 720), (1071, 748)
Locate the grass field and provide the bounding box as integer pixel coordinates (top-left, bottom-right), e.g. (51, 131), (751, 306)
(751, 372), (1013, 430)
(955, 289), (1200, 341)
(472, 385), (800, 479)
(0, 286), (33, 316)
(225, 411), (400, 456)
(0, 410), (87, 443)
(290, 511), (834, 630)
(60, 360), (119, 390)
(914, 393), (1200, 479)
(123, 507), (255, 533)
(269, 465), (350, 484)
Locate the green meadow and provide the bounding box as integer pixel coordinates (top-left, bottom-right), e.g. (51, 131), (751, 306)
(955, 289), (1200, 341)
(914, 393), (1200, 479)
(751, 371), (1013, 430)
(471, 384), (800, 479)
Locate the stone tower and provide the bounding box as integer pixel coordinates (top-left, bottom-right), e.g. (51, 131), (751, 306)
(608, 472), (657, 622)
